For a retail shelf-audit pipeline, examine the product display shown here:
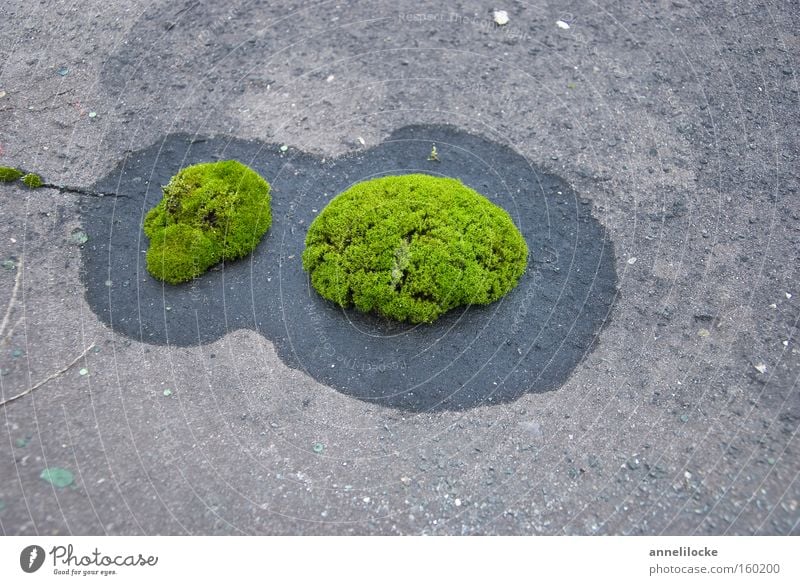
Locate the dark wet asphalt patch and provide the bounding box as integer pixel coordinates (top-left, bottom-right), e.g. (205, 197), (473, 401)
(81, 125), (617, 411)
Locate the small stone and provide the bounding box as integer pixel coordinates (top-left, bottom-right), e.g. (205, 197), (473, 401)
(1, 259), (15, 270)
(88, 112), (97, 118)
(754, 363), (767, 374)
(312, 442), (325, 453)
(493, 10), (509, 26)
(786, 292), (792, 299)
(697, 328), (710, 337)
(15, 437), (29, 448)
(454, 498), (462, 507)
(627, 257), (637, 265)
(104, 279), (112, 287)
(357, 136), (366, 146)
(79, 368), (88, 376)
(556, 20), (570, 29)
(163, 388), (173, 397)
(767, 457), (776, 465)
(679, 414), (689, 423)
(362, 496), (370, 503)
(12, 349), (23, 358)
(279, 145), (288, 152)
(57, 66), (69, 76)
(326, 75), (335, 82)
(0, 90), (6, 99)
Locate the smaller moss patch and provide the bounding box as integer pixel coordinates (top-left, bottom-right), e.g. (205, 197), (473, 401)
(144, 160), (271, 284)
(0, 167), (23, 182)
(21, 173), (42, 189)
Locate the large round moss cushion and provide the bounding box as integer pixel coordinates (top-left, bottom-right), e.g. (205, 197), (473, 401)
(144, 160), (271, 284)
(302, 174), (528, 323)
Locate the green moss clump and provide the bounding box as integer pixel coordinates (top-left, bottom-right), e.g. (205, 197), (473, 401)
(143, 160), (271, 284)
(0, 166), (24, 182)
(303, 174), (528, 323)
(21, 173), (43, 188)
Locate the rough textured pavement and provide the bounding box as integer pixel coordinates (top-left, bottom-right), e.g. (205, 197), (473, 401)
(0, 0), (798, 535)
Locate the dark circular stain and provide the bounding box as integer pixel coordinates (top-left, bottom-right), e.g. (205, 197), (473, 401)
(81, 125), (618, 411)
(20, 545), (46, 573)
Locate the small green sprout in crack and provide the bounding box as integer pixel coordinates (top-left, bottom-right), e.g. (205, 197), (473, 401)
(21, 173), (43, 189)
(143, 160), (272, 284)
(0, 166), (24, 182)
(427, 143), (440, 162)
(303, 174), (528, 323)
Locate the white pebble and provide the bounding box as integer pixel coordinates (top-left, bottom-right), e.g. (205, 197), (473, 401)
(627, 257), (637, 265)
(556, 20), (570, 30)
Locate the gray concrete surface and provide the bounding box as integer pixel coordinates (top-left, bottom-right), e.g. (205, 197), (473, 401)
(0, 0), (798, 535)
